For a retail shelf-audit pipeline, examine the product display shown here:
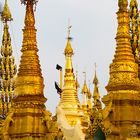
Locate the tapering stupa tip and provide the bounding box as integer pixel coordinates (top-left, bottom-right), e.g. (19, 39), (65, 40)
(64, 25), (74, 56)
(1, 0), (12, 22)
(64, 40), (74, 56)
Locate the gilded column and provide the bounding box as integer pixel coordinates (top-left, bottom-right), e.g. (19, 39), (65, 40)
(58, 26), (83, 127)
(93, 69), (102, 111)
(14, 0), (44, 98)
(2, 0), (58, 139)
(103, 0), (140, 139)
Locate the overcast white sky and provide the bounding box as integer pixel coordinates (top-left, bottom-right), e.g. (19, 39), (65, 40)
(0, 0), (138, 114)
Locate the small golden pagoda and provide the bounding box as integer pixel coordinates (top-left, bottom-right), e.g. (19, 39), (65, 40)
(85, 69), (111, 140)
(102, 0), (140, 139)
(57, 25), (84, 127)
(0, 0), (16, 137)
(1, 0), (58, 139)
(92, 66), (102, 111)
(81, 72), (90, 120)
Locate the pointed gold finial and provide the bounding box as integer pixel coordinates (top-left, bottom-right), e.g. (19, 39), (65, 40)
(93, 63), (98, 85)
(1, 0), (12, 22)
(68, 19), (71, 39)
(81, 72), (88, 94)
(81, 72), (89, 109)
(93, 64), (100, 102)
(118, 0), (128, 10)
(64, 22), (74, 56)
(83, 71), (86, 82)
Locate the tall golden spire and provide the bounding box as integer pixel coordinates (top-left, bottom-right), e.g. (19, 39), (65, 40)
(129, 0), (140, 78)
(106, 0), (140, 91)
(93, 64), (100, 101)
(58, 25), (82, 127)
(1, 0), (12, 22)
(2, 0), (58, 139)
(103, 0), (140, 139)
(14, 0), (44, 98)
(81, 72), (92, 121)
(93, 65), (101, 110)
(0, 0), (16, 118)
(60, 25), (80, 105)
(81, 72), (88, 106)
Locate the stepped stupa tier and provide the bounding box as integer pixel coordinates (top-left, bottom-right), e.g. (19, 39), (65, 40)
(1, 0), (58, 139)
(103, 0), (140, 139)
(0, 0), (16, 137)
(14, 0), (44, 98)
(58, 26), (84, 127)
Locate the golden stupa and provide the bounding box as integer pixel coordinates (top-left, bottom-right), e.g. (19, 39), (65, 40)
(0, 0), (140, 140)
(0, 0), (16, 138)
(0, 0), (58, 139)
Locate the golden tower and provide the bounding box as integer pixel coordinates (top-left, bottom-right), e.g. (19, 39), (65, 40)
(103, 0), (140, 139)
(93, 68), (102, 111)
(58, 25), (83, 127)
(1, 0), (58, 139)
(85, 67), (111, 140)
(81, 72), (89, 118)
(0, 0), (16, 136)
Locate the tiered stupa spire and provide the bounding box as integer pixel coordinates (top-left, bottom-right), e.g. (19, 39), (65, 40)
(0, 0), (16, 119)
(81, 72), (89, 116)
(129, 0), (140, 78)
(14, 0), (44, 98)
(93, 66), (102, 110)
(106, 0), (140, 91)
(2, 0), (58, 139)
(103, 0), (140, 139)
(58, 25), (83, 127)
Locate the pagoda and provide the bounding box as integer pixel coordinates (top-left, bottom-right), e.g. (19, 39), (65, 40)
(81, 72), (90, 121)
(129, 0), (140, 79)
(57, 25), (84, 127)
(92, 66), (102, 111)
(1, 0), (58, 139)
(103, 0), (140, 139)
(0, 0), (16, 138)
